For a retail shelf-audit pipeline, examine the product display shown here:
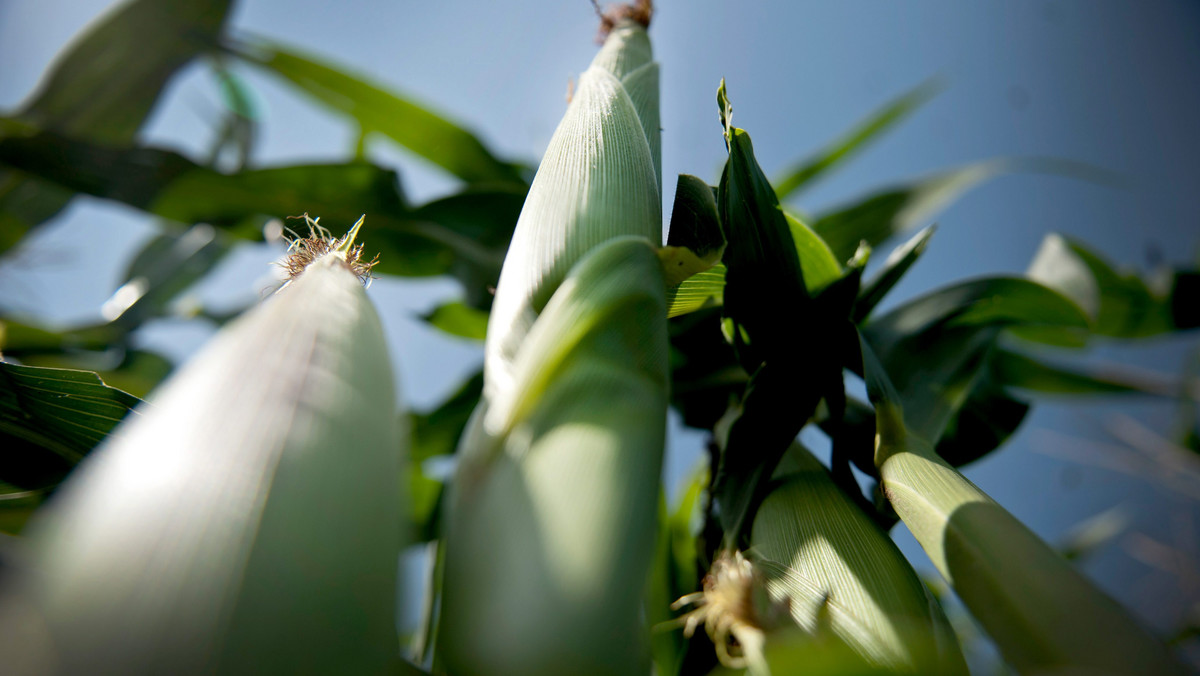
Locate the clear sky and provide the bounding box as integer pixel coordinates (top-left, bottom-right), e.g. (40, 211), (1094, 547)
(2, 0), (1199, 667)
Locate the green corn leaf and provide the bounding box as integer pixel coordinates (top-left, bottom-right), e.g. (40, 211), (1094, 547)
(0, 127), (514, 280)
(0, 237), (404, 674)
(666, 264), (727, 318)
(104, 223), (233, 330)
(861, 276), (1088, 442)
(784, 209), (842, 292)
(752, 444), (967, 674)
(854, 225), (936, 323)
(1025, 233), (1199, 341)
(232, 39), (525, 186)
(0, 362), (143, 533)
(0, 0), (234, 252)
(991, 348), (1180, 397)
(860, 336), (1188, 675)
(813, 160), (1008, 263)
(774, 80), (942, 200)
(439, 237), (668, 676)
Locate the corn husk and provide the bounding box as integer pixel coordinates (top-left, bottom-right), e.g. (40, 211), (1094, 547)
(440, 237), (668, 676)
(750, 444), (967, 674)
(0, 230), (402, 675)
(483, 21), (661, 408)
(873, 401), (1187, 675)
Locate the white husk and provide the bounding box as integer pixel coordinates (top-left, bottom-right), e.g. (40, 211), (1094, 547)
(0, 251), (401, 675)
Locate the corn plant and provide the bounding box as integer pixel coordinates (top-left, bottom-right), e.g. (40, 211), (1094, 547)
(1, 1), (1198, 675)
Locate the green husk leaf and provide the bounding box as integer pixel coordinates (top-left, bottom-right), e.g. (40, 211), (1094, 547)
(232, 39), (524, 186)
(861, 337), (1187, 675)
(752, 444), (967, 674)
(440, 238), (668, 676)
(0, 246), (404, 674)
(774, 80), (942, 200)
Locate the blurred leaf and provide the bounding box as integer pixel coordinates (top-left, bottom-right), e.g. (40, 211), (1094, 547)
(105, 223), (233, 329)
(813, 160), (1006, 263)
(0, 0), (234, 251)
(861, 277), (1089, 442)
(422, 302), (488, 341)
(1057, 506), (1130, 562)
(854, 225), (936, 323)
(934, 365), (1031, 468)
(1026, 233), (1198, 340)
(992, 348), (1178, 397)
(409, 370), (483, 463)
(233, 39), (524, 186)
(0, 128), (511, 279)
(774, 79), (941, 200)
(0, 318), (121, 356)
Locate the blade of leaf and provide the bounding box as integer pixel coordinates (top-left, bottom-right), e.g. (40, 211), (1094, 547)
(231, 39), (524, 186)
(774, 79), (942, 200)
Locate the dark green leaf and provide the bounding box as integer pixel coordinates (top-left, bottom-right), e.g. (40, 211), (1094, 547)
(774, 79), (941, 200)
(861, 277), (1088, 442)
(422, 302), (488, 341)
(233, 39), (524, 186)
(0, 128), (509, 279)
(409, 370), (483, 463)
(666, 174), (723, 258)
(854, 225), (935, 323)
(0, 362), (141, 462)
(106, 223), (233, 330)
(0, 0), (234, 251)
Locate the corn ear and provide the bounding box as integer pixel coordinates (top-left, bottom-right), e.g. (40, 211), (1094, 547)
(440, 237), (668, 676)
(867, 371), (1186, 673)
(483, 20), (661, 407)
(0, 227), (402, 675)
(750, 444), (968, 674)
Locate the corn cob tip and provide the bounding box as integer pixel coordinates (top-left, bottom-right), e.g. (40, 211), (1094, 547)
(279, 213), (379, 286)
(590, 0), (652, 41)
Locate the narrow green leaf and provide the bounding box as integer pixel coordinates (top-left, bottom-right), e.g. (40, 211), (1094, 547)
(784, 210), (842, 292)
(854, 225), (936, 323)
(991, 348), (1179, 397)
(105, 223), (232, 329)
(813, 160), (1007, 263)
(233, 39), (524, 186)
(774, 79), (941, 200)
(0, 128), (510, 279)
(0, 244), (403, 673)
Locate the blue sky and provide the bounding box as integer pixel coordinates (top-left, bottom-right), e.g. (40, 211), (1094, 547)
(2, 0), (1199, 665)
